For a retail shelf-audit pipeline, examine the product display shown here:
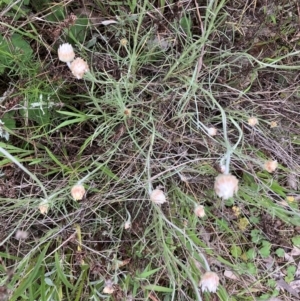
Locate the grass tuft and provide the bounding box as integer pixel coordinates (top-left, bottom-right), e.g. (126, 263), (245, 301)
(1, 0), (300, 300)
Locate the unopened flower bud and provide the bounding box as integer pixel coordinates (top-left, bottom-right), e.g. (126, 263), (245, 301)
(124, 108), (132, 117)
(194, 205), (205, 217)
(103, 279), (114, 294)
(120, 38), (128, 46)
(39, 200), (49, 214)
(124, 221), (131, 229)
(58, 43), (75, 63)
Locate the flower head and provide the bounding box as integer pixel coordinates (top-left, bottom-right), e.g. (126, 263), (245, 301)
(103, 286), (114, 294)
(248, 117), (259, 127)
(264, 160), (278, 173)
(214, 174), (239, 200)
(150, 189), (167, 204)
(15, 230), (29, 240)
(199, 271), (220, 293)
(71, 184), (86, 201)
(124, 108), (132, 117)
(194, 205), (205, 218)
(58, 43), (75, 63)
(124, 221), (131, 229)
(207, 127), (217, 136)
(270, 121), (278, 128)
(39, 200), (49, 214)
(120, 38), (128, 46)
(70, 57), (89, 79)
(103, 279), (114, 294)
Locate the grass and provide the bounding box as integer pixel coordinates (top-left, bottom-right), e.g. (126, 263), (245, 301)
(1, 0), (300, 300)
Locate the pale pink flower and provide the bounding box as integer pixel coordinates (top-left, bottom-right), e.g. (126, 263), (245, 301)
(124, 221), (131, 229)
(103, 279), (114, 294)
(71, 184), (86, 201)
(15, 230), (29, 240)
(207, 127), (217, 136)
(194, 205), (205, 218)
(58, 43), (75, 63)
(214, 174), (239, 200)
(103, 286), (114, 294)
(150, 189), (167, 204)
(264, 160), (278, 173)
(199, 271), (220, 293)
(248, 117), (259, 127)
(70, 57), (89, 79)
(39, 200), (49, 214)
(219, 165), (226, 174)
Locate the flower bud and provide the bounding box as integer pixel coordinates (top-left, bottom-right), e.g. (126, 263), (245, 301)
(194, 205), (205, 218)
(120, 38), (128, 46)
(150, 189), (167, 204)
(15, 230), (29, 240)
(58, 43), (75, 63)
(264, 160), (278, 173)
(124, 221), (131, 229)
(199, 271), (220, 293)
(214, 174), (239, 200)
(103, 286), (114, 294)
(71, 184), (86, 201)
(69, 57), (89, 79)
(103, 279), (114, 294)
(39, 200), (49, 214)
(248, 117), (259, 127)
(207, 127), (217, 136)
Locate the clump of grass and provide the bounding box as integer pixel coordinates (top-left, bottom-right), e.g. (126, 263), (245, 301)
(1, 0), (300, 300)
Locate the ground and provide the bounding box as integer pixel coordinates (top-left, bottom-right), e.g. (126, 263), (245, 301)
(0, 0), (300, 301)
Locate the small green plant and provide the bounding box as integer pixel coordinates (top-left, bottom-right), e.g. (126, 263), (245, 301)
(0, 33), (33, 75)
(285, 265), (296, 283)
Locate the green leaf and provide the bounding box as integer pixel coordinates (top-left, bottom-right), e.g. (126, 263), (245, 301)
(46, 6), (65, 22)
(230, 245), (242, 258)
(1, 111), (16, 129)
(20, 106), (50, 126)
(44, 277), (55, 286)
(180, 14), (192, 37)
(10, 242), (50, 301)
(275, 248), (285, 257)
(250, 229), (263, 243)
(11, 33), (33, 62)
(292, 235), (300, 247)
(143, 284), (173, 293)
(259, 241), (271, 258)
(246, 248), (256, 260)
(246, 262), (257, 275)
(51, 113), (89, 133)
(137, 266), (161, 279)
(55, 252), (75, 289)
(45, 147), (66, 170)
(67, 18), (89, 43)
(287, 265), (296, 275)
